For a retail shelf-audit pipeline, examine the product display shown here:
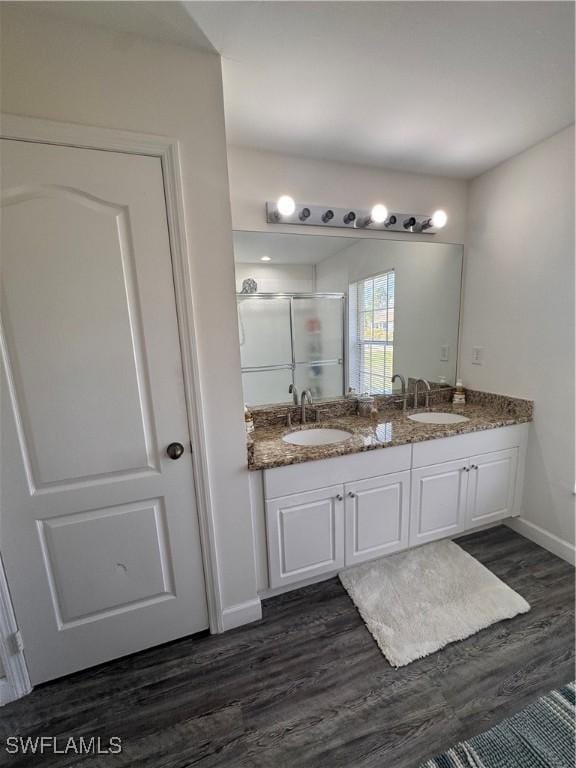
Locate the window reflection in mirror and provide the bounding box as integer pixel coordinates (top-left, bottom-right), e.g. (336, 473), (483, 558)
(234, 231), (463, 407)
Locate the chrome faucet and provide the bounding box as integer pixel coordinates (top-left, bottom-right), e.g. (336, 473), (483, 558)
(391, 373), (407, 412)
(288, 383), (299, 405)
(414, 378), (431, 409)
(300, 389), (313, 423)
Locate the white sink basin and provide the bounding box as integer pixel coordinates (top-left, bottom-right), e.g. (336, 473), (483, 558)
(282, 428), (353, 446)
(408, 412), (470, 425)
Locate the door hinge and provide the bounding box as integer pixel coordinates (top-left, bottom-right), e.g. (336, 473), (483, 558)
(7, 630), (24, 655)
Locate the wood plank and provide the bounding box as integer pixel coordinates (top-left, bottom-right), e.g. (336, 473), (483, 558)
(0, 526), (572, 768)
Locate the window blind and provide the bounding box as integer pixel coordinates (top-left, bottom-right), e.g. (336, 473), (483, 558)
(349, 270), (395, 395)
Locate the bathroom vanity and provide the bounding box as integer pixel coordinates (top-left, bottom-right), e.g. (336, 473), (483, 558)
(235, 230), (533, 594)
(247, 394), (532, 592)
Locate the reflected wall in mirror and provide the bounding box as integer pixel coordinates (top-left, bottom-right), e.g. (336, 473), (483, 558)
(234, 231), (463, 407)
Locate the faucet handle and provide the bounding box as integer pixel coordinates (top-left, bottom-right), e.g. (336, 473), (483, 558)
(288, 383), (299, 405)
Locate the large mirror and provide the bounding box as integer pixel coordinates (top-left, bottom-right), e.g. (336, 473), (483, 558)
(234, 231), (463, 406)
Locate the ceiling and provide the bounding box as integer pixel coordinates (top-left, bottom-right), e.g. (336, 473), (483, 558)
(186, 1), (575, 179)
(234, 231), (353, 264)
(28, 2), (216, 53)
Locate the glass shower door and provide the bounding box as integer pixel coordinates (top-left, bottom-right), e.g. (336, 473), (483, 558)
(292, 296), (344, 400)
(238, 296), (293, 405)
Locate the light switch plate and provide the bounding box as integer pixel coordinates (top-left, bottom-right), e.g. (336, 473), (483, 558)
(472, 346), (484, 365)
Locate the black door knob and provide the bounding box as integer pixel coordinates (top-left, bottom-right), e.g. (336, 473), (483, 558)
(166, 442), (185, 460)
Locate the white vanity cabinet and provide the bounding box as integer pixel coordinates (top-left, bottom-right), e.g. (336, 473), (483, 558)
(261, 424), (528, 593)
(264, 446), (412, 589)
(409, 459), (469, 546)
(409, 448), (519, 546)
(266, 472), (410, 587)
(265, 486), (345, 588)
(466, 448), (518, 529)
(344, 471), (410, 566)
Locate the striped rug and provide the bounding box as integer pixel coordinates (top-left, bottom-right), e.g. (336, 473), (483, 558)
(421, 682), (575, 767)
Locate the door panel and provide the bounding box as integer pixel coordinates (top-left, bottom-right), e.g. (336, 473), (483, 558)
(466, 449), (518, 528)
(410, 460), (468, 545)
(1, 139), (208, 683)
(3, 187), (156, 488)
(344, 471), (409, 565)
(266, 486), (344, 588)
(38, 498), (173, 627)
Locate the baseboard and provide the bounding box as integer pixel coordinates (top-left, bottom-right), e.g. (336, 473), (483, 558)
(220, 598), (262, 631)
(259, 569), (340, 599)
(506, 518), (576, 566)
(0, 677), (21, 707)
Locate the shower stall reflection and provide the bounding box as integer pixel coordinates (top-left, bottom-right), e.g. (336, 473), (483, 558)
(237, 293), (345, 406)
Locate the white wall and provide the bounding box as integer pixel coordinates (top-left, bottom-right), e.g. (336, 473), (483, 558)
(316, 239), (462, 385)
(227, 145), (468, 245)
(461, 126), (575, 559)
(235, 263), (314, 293)
(1, 6), (259, 617)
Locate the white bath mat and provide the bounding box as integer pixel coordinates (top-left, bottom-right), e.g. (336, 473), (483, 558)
(339, 539), (530, 667)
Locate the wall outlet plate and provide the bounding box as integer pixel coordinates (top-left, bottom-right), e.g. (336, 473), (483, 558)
(472, 346), (484, 365)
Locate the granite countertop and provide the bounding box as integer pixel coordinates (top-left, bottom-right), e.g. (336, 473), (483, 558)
(248, 399), (533, 471)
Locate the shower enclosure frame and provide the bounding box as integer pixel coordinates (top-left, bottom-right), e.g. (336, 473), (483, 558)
(237, 292), (346, 404)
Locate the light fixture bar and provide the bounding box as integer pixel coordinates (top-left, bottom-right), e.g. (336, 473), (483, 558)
(265, 201), (447, 234)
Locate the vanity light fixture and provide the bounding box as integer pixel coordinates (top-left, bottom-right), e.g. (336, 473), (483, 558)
(403, 216), (417, 230)
(432, 209), (448, 228)
(321, 209), (335, 223)
(358, 203), (388, 228)
(370, 204), (388, 224)
(418, 209), (448, 232)
(276, 195), (296, 217)
(343, 211), (356, 224)
(265, 199), (448, 235)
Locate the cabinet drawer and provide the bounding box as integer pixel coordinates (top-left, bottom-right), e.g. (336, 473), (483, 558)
(264, 444), (411, 499)
(412, 424), (527, 469)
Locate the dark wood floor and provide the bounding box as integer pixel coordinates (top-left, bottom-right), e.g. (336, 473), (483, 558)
(0, 526), (574, 768)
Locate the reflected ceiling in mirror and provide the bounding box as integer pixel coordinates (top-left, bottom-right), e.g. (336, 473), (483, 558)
(234, 231), (463, 407)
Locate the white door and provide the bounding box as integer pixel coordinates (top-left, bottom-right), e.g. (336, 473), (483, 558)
(410, 460), (469, 546)
(344, 471), (410, 566)
(1, 139), (208, 684)
(266, 486), (344, 588)
(466, 449), (518, 529)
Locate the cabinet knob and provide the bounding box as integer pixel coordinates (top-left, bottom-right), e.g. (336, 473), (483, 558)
(348, 491), (356, 498)
(335, 494), (343, 501)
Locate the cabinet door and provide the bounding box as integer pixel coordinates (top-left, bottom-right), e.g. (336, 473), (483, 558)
(410, 460), (468, 546)
(266, 486), (344, 588)
(466, 448), (518, 529)
(344, 471), (410, 566)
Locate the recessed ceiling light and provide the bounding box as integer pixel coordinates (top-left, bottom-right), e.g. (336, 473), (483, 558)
(260, 255), (271, 262)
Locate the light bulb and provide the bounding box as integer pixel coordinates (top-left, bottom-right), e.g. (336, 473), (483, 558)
(371, 204), (388, 224)
(432, 209), (448, 228)
(276, 195), (296, 217)
(260, 255), (271, 262)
